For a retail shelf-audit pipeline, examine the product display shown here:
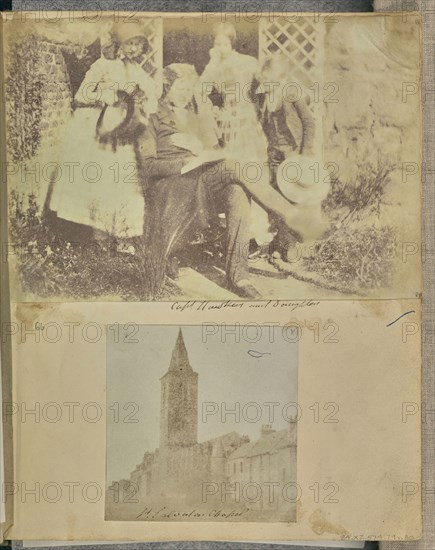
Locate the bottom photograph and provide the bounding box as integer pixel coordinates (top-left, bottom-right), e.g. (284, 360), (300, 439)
(105, 324), (299, 522)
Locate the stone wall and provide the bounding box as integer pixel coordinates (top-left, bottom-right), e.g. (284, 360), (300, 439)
(323, 15), (420, 184)
(227, 443), (297, 514)
(33, 39), (73, 149)
(6, 34), (73, 162)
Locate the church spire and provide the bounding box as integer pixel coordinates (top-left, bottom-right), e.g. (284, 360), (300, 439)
(160, 328), (198, 449)
(168, 329), (193, 373)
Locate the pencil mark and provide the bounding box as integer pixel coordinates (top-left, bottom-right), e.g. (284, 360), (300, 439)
(386, 310), (415, 327)
(247, 350), (272, 358)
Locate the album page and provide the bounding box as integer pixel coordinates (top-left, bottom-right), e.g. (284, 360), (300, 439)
(1, 10), (422, 542)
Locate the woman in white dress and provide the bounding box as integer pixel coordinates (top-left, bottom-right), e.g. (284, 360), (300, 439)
(200, 22), (267, 159)
(200, 22), (273, 250)
(48, 22), (158, 240)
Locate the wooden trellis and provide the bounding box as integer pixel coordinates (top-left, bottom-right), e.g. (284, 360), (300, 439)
(259, 17), (325, 110)
(136, 17), (163, 94)
(259, 16), (325, 158)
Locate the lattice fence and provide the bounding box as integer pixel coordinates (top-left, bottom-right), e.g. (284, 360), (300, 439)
(136, 17), (163, 94)
(259, 17), (325, 109)
(136, 17), (323, 109)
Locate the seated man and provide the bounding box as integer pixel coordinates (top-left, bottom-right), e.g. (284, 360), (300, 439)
(135, 63), (304, 299)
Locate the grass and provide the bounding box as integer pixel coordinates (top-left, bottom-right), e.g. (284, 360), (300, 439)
(302, 156), (398, 293)
(9, 191), (173, 301)
(304, 224), (397, 292)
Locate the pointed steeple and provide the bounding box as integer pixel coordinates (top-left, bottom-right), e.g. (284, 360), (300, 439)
(160, 328), (199, 449)
(168, 329), (193, 373)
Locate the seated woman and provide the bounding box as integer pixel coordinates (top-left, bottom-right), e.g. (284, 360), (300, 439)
(135, 63), (307, 299)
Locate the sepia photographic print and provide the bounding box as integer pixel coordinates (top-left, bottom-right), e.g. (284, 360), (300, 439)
(105, 324), (298, 522)
(4, 12), (421, 301)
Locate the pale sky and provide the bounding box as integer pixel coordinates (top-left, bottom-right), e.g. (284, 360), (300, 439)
(106, 325), (298, 484)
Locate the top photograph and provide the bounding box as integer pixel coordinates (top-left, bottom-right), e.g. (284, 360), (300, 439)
(3, 11), (422, 301)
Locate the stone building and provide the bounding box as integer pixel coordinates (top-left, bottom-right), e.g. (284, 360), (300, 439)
(110, 329), (297, 518)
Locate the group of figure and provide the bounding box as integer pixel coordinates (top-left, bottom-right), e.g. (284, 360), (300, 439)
(48, 21), (318, 299)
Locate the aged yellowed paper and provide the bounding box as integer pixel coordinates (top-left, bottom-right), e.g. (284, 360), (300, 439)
(0, 10), (423, 543)
(5, 299), (421, 540)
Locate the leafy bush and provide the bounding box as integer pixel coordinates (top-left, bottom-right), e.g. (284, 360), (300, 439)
(299, 157), (399, 293)
(323, 157), (396, 223)
(6, 34), (44, 162)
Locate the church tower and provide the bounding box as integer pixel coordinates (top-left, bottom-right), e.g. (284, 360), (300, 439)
(160, 329), (198, 449)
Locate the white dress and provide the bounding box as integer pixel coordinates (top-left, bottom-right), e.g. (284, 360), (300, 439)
(201, 50), (268, 159)
(201, 50), (273, 245)
(50, 57), (157, 238)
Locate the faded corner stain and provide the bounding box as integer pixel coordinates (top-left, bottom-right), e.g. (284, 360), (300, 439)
(309, 509), (349, 537)
(359, 300), (393, 320)
(13, 302), (49, 326)
(12, 303), (87, 339)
